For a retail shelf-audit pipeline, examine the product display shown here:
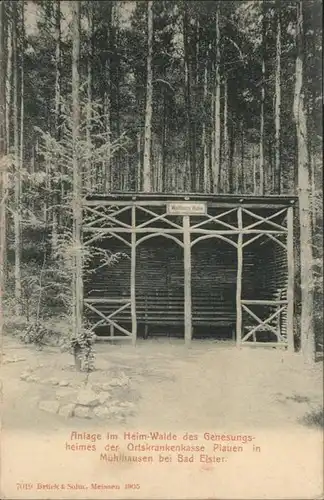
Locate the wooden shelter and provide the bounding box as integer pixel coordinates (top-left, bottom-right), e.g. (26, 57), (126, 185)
(82, 193), (297, 350)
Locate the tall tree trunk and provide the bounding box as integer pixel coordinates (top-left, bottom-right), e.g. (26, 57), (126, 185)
(102, 3), (112, 193)
(253, 145), (257, 194)
(12, 3), (21, 315)
(19, 0), (24, 203)
(222, 75), (229, 192)
(0, 0), (7, 332)
(54, 0), (61, 135)
(202, 52), (210, 193)
(259, 1), (266, 195)
(5, 3), (11, 154)
(71, 1), (83, 344)
(137, 132), (141, 191)
(275, 0), (281, 193)
(52, 0), (61, 252)
(293, 0), (315, 363)
(143, 0), (153, 192)
(112, 2), (121, 186)
(103, 83), (111, 192)
(86, 1), (93, 192)
(195, 19), (199, 86)
(268, 138), (273, 192)
(309, 152), (316, 231)
(162, 90), (167, 191)
(211, 5), (221, 193)
(241, 122), (245, 193)
(229, 124), (235, 192)
(183, 3), (195, 191)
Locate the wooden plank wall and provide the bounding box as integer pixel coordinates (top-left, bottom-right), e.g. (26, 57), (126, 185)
(85, 238), (261, 335)
(249, 241), (288, 338)
(254, 242), (288, 299)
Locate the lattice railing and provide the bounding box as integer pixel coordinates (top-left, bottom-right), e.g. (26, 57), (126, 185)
(84, 298), (132, 339)
(241, 300), (288, 345)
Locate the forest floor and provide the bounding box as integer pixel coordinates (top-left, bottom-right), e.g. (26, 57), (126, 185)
(1, 333), (323, 433)
(2, 333), (323, 499)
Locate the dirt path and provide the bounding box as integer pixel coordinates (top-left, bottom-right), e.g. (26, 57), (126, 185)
(1, 335), (323, 500)
(1, 335), (323, 433)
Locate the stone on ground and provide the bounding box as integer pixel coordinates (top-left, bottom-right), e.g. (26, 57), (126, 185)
(109, 375), (129, 387)
(74, 406), (92, 419)
(77, 389), (100, 407)
(91, 383), (103, 392)
(39, 400), (60, 414)
(98, 392), (111, 404)
(49, 378), (59, 386)
(56, 388), (76, 400)
(119, 401), (134, 408)
(93, 406), (112, 419)
(101, 382), (113, 392)
(108, 403), (122, 415)
(59, 404), (75, 418)
(4, 357), (26, 364)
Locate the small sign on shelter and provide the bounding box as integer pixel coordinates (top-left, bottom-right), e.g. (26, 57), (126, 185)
(166, 201), (207, 216)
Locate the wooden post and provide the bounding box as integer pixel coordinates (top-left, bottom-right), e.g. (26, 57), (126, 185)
(183, 215), (192, 346)
(286, 205), (294, 352)
(131, 205), (137, 346)
(236, 207), (243, 347)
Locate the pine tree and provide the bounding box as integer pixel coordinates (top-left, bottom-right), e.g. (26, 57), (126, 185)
(71, 1), (83, 341)
(274, 0), (281, 193)
(211, 4), (221, 193)
(293, 0), (315, 363)
(0, 0), (7, 333)
(12, 2), (22, 315)
(143, 0), (153, 192)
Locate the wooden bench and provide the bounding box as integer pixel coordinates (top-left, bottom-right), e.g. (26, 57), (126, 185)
(85, 292), (236, 339)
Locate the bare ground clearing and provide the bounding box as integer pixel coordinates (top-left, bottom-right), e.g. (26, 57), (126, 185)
(1, 334), (323, 433)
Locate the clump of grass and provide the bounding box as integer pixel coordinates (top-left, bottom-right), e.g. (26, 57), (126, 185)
(301, 408), (324, 428)
(286, 394), (310, 403)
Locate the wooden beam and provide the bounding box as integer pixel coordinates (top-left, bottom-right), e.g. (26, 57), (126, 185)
(286, 206), (294, 352)
(242, 233), (265, 248)
(241, 299), (288, 305)
(183, 215), (192, 346)
(236, 207), (243, 347)
(83, 205), (131, 227)
(242, 305), (287, 341)
(131, 205), (137, 346)
(83, 227), (288, 235)
(84, 200), (295, 210)
(91, 317), (132, 336)
(84, 298), (130, 304)
(241, 342), (288, 349)
(95, 336), (132, 341)
(83, 231), (132, 248)
(190, 234), (237, 249)
(84, 302), (132, 336)
(242, 207), (288, 231)
(136, 232), (184, 248)
(84, 193), (297, 203)
(264, 233), (287, 250)
(191, 209), (238, 231)
(136, 205), (183, 229)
